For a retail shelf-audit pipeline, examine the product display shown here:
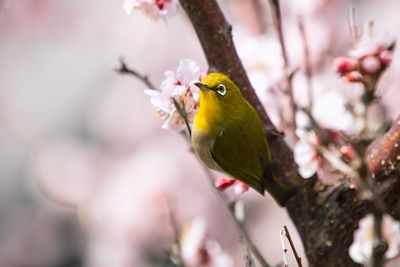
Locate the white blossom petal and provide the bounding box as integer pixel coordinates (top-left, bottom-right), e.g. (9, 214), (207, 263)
(294, 140), (316, 166)
(294, 130), (319, 179)
(295, 110), (311, 129)
(176, 59), (201, 86)
(312, 90), (355, 134)
(298, 160), (318, 179)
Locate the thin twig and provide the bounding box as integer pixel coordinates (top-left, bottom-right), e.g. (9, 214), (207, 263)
(268, 0), (297, 128)
(114, 57), (156, 89)
(172, 98), (192, 137)
(280, 229), (289, 267)
(298, 17), (313, 110)
(348, 7), (357, 46)
(283, 225), (303, 267)
(239, 237), (257, 267)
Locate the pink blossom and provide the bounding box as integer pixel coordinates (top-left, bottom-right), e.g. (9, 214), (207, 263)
(215, 177), (235, 191)
(145, 58), (204, 131)
(349, 214), (400, 264)
(180, 218), (233, 267)
(123, 0), (177, 21)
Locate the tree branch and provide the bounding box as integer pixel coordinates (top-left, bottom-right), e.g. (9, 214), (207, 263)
(268, 0), (297, 128)
(114, 57), (156, 89)
(367, 116), (400, 178)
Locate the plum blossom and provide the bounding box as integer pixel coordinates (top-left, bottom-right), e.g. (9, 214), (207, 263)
(349, 214), (400, 264)
(294, 128), (320, 179)
(145, 58), (204, 131)
(180, 217), (233, 267)
(123, 0), (177, 21)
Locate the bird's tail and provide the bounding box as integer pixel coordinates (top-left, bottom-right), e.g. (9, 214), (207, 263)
(262, 163), (296, 207)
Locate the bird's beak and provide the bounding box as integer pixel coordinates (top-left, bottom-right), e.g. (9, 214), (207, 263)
(194, 82), (211, 91)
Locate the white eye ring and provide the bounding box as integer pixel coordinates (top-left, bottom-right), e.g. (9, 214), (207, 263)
(216, 84), (226, 96)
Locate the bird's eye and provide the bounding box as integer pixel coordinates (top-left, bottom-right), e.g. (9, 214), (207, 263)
(215, 84), (226, 96)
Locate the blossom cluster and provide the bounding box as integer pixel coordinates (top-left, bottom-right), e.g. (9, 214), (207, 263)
(333, 26), (394, 84)
(145, 59), (203, 131)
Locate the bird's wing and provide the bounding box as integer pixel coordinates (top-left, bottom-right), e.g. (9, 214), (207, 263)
(211, 122), (266, 195)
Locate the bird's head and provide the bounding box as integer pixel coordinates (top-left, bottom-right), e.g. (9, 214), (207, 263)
(194, 72), (243, 111)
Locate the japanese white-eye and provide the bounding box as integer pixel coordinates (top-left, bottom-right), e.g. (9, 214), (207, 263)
(192, 72), (291, 206)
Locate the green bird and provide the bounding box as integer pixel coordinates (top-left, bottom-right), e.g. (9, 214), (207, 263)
(192, 72), (292, 206)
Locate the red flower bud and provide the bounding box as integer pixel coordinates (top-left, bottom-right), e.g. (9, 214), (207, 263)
(333, 57), (358, 75)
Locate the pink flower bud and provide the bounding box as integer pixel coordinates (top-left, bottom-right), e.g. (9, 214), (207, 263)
(233, 180), (249, 194)
(379, 50), (393, 66)
(333, 57), (358, 75)
(361, 56), (381, 74)
(215, 177), (235, 191)
(345, 71), (363, 83)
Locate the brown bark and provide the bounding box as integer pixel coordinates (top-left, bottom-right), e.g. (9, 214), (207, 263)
(179, 0), (400, 266)
(367, 117), (400, 177)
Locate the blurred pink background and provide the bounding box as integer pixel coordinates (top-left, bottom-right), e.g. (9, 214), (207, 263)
(0, 0), (400, 266)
